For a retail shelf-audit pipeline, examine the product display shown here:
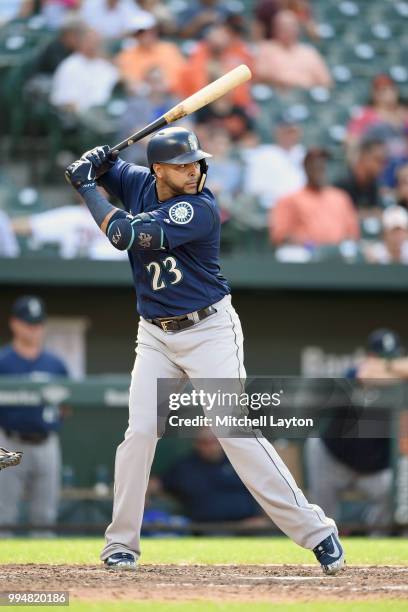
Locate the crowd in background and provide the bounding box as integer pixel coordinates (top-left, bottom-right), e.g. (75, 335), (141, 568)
(0, 0), (408, 262)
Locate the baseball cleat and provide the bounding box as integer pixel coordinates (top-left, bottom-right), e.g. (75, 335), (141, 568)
(0, 448), (23, 471)
(313, 532), (345, 575)
(104, 552), (137, 570)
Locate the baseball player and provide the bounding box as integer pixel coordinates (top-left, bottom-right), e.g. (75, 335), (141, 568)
(0, 448), (23, 470)
(0, 296), (68, 531)
(65, 126), (345, 574)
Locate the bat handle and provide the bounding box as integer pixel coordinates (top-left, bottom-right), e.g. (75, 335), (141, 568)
(111, 116), (167, 153)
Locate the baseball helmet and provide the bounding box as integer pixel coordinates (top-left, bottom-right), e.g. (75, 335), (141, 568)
(147, 127), (212, 192)
(367, 328), (403, 358)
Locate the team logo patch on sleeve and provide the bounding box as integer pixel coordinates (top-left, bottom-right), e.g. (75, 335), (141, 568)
(168, 202), (194, 224)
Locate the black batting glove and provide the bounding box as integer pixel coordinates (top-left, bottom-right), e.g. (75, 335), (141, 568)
(65, 158), (96, 194)
(82, 145), (117, 178)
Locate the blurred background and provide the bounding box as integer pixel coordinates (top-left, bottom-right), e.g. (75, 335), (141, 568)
(0, 0), (408, 539)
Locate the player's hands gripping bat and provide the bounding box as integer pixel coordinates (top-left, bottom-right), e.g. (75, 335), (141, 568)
(81, 145), (117, 178)
(65, 158), (96, 190)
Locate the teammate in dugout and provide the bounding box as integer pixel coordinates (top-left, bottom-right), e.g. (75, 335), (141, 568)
(65, 126), (345, 574)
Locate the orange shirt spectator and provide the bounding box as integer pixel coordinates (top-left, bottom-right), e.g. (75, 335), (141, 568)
(255, 10), (331, 89)
(270, 149), (359, 245)
(179, 22), (253, 108)
(116, 12), (186, 96)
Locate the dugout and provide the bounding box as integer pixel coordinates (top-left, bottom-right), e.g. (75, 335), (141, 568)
(0, 255), (407, 531)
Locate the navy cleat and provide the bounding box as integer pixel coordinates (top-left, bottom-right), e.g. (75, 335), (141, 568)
(104, 552), (136, 570)
(313, 533), (345, 575)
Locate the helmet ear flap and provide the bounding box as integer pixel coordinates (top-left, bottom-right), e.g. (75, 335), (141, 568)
(197, 159), (208, 192)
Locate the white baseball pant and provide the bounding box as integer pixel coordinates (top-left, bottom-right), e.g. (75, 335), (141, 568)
(101, 295), (337, 560)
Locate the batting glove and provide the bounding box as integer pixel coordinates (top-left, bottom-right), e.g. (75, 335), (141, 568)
(82, 145), (117, 178)
(65, 158), (96, 193)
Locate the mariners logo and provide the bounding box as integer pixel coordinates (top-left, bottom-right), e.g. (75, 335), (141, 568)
(169, 202), (194, 224)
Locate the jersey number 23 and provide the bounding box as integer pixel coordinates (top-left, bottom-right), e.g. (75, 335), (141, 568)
(145, 256), (183, 291)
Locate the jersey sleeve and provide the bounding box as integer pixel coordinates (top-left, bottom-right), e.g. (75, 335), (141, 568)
(98, 159), (151, 212)
(149, 193), (217, 249)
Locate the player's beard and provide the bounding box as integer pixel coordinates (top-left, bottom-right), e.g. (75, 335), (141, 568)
(166, 176), (198, 196)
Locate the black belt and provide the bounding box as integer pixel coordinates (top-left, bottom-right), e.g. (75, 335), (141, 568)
(148, 305), (217, 332)
(5, 430), (49, 444)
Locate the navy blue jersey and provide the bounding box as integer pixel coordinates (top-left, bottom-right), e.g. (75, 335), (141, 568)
(99, 160), (230, 318)
(0, 345), (68, 433)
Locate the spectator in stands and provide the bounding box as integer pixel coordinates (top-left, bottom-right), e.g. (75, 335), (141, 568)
(179, 19), (253, 109)
(254, 10), (331, 90)
(11, 189), (127, 260)
(80, 0), (145, 40)
(196, 97), (256, 143)
(0, 296), (69, 533)
(33, 15), (86, 76)
(50, 28), (119, 114)
(395, 162), (408, 210)
(41, 0), (81, 29)
(270, 148), (359, 246)
(137, 0), (176, 36)
(335, 140), (387, 212)
(242, 112), (306, 209)
(0, 210), (20, 257)
(346, 75), (408, 184)
(176, 0), (231, 40)
(160, 429), (263, 523)
(363, 206), (408, 265)
(254, 0), (318, 41)
(306, 329), (398, 532)
(203, 127), (242, 219)
(0, 0), (35, 26)
(115, 12), (185, 97)
(116, 66), (180, 164)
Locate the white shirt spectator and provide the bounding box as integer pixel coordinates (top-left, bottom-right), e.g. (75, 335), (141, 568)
(364, 241), (408, 264)
(242, 143), (306, 209)
(80, 0), (144, 39)
(0, 0), (25, 25)
(28, 205), (127, 260)
(364, 206), (408, 264)
(50, 53), (118, 112)
(0, 210), (20, 257)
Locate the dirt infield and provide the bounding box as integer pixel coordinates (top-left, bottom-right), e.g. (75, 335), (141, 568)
(2, 564), (408, 603)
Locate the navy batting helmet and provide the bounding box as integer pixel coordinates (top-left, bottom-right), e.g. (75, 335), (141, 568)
(147, 127), (211, 192)
(367, 328), (403, 358)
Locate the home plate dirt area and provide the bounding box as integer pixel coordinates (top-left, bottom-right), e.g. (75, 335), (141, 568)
(2, 564), (408, 603)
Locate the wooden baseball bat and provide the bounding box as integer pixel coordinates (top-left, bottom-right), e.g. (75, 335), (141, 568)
(111, 64), (252, 153)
